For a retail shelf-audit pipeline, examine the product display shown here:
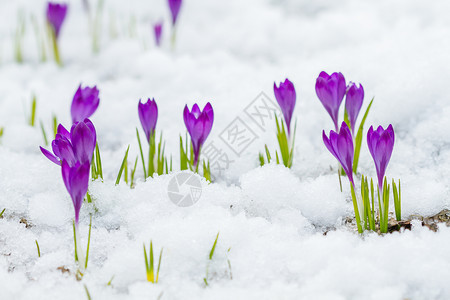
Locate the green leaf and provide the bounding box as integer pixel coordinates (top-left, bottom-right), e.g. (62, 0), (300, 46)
(392, 179), (401, 221)
(209, 232), (220, 260)
(40, 120), (48, 146)
(258, 153), (265, 166)
(85, 215), (92, 269)
(115, 145), (130, 185)
(73, 220), (78, 262)
(84, 284), (92, 300)
(156, 248), (163, 283)
(350, 183), (363, 233)
(180, 135), (188, 171)
(130, 156), (138, 189)
(52, 115), (58, 138)
(353, 98), (374, 174)
(0, 208), (5, 218)
(30, 95), (37, 127)
(35, 240), (41, 257)
(95, 143), (103, 180)
(264, 145), (271, 163)
(136, 128), (147, 178)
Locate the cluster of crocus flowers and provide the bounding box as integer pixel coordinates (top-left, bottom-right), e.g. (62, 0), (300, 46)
(182, 103), (214, 178)
(323, 121), (400, 233)
(316, 71), (373, 176)
(260, 78), (296, 168)
(137, 98), (170, 179)
(46, 2), (68, 66)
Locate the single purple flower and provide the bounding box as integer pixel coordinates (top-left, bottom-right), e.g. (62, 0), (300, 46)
(40, 119), (96, 166)
(138, 98), (158, 142)
(274, 78), (296, 135)
(345, 82), (364, 133)
(46, 2), (68, 39)
(323, 122), (354, 183)
(154, 22), (163, 47)
(315, 71), (347, 131)
(367, 125), (395, 189)
(183, 102), (214, 168)
(168, 0), (182, 26)
(61, 160), (90, 226)
(71, 85), (100, 123)
(71, 119), (97, 165)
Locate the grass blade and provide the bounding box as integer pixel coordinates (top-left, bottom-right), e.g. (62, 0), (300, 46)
(136, 128), (147, 178)
(353, 98), (374, 174)
(115, 145), (130, 185)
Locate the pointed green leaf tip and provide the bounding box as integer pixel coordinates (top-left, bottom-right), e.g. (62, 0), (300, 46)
(115, 145), (130, 185)
(209, 232), (220, 260)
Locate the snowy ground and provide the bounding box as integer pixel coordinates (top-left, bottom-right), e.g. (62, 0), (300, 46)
(1, 0), (450, 299)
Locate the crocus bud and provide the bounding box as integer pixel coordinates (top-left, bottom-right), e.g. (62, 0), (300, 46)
(71, 85), (100, 123)
(183, 102), (214, 168)
(367, 125), (395, 189)
(168, 0), (182, 26)
(154, 22), (163, 47)
(315, 71), (346, 131)
(46, 2), (68, 39)
(274, 78), (296, 135)
(345, 82), (364, 133)
(70, 119), (97, 165)
(138, 98), (158, 142)
(61, 160), (90, 226)
(323, 122), (354, 183)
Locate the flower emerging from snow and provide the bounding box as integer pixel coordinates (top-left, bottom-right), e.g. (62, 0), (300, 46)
(40, 119), (97, 167)
(367, 125), (395, 189)
(154, 22), (163, 47)
(168, 0), (182, 26)
(323, 122), (354, 183)
(315, 71), (346, 131)
(61, 160), (90, 226)
(183, 102), (214, 168)
(71, 85), (100, 123)
(274, 78), (296, 135)
(138, 98), (158, 142)
(46, 2), (68, 39)
(345, 82), (364, 134)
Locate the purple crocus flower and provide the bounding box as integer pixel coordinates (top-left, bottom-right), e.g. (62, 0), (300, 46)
(274, 78), (296, 135)
(323, 122), (354, 183)
(154, 22), (163, 47)
(71, 119), (97, 164)
(40, 119), (96, 166)
(183, 102), (214, 168)
(46, 2), (68, 39)
(138, 98), (158, 142)
(367, 125), (395, 189)
(345, 82), (364, 133)
(315, 71), (346, 131)
(168, 0), (182, 26)
(71, 85), (100, 123)
(61, 160), (90, 226)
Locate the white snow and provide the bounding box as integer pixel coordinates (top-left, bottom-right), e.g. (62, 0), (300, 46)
(0, 0), (450, 299)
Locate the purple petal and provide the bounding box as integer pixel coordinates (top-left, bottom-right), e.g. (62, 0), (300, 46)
(40, 146), (60, 165)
